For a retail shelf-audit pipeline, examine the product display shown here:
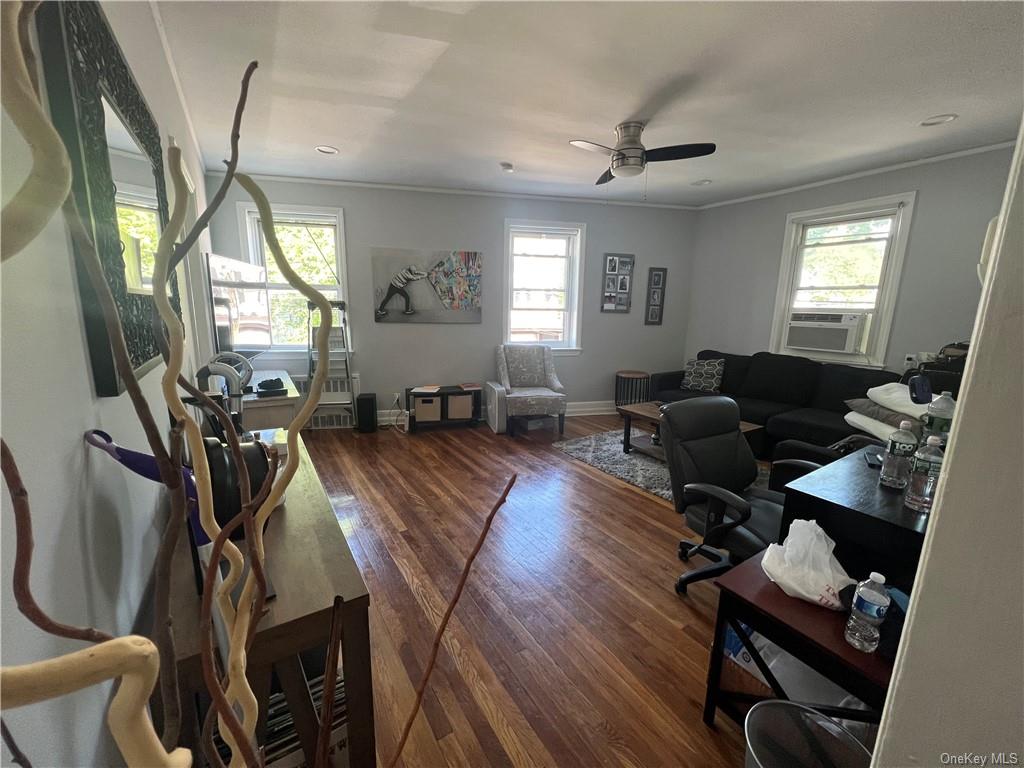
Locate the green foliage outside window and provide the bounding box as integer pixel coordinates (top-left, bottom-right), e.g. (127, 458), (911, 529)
(258, 220), (339, 346)
(116, 204), (160, 288)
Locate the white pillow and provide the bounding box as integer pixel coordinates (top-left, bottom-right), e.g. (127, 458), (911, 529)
(845, 411), (898, 441)
(865, 382), (934, 419)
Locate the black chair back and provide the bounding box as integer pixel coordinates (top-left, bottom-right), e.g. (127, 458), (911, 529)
(660, 397), (758, 514)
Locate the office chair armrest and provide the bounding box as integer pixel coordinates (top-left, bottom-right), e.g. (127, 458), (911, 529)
(768, 459), (822, 493)
(683, 482), (752, 549)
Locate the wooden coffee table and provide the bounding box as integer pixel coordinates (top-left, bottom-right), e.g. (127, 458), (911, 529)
(617, 400), (762, 461)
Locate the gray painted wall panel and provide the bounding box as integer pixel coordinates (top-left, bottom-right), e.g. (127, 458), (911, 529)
(206, 179), (698, 403)
(684, 147), (1013, 370)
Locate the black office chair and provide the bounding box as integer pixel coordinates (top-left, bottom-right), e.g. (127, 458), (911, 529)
(660, 397), (819, 595)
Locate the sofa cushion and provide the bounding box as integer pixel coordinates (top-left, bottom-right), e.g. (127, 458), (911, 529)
(733, 397), (799, 425)
(811, 364), (900, 413)
(739, 352), (821, 406)
(682, 358), (724, 392)
(656, 388), (714, 404)
(766, 407), (860, 445)
(697, 349), (752, 395)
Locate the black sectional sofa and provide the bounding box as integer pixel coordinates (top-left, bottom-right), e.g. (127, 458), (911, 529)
(650, 349), (901, 448)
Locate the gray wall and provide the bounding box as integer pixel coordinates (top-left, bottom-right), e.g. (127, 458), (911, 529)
(684, 147), (1013, 370)
(0, 4), (209, 764)
(205, 178), (697, 403)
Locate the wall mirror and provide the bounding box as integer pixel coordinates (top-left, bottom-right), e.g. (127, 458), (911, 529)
(104, 98), (162, 295)
(37, 0), (179, 396)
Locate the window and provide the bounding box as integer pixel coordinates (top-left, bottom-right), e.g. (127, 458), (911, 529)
(769, 192), (916, 367)
(115, 183), (161, 293)
(504, 220), (585, 352)
(234, 203), (346, 349)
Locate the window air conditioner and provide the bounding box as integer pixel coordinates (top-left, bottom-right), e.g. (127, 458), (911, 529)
(785, 312), (868, 354)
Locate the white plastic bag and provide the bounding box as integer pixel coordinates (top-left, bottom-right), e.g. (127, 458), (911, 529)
(761, 520), (855, 610)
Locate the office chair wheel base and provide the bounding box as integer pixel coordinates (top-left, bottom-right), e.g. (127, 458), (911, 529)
(674, 578), (688, 596)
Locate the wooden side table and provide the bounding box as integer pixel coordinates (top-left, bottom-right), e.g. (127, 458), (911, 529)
(704, 556), (892, 727)
(615, 370), (650, 406)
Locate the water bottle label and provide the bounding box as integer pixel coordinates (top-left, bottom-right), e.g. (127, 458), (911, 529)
(887, 438), (917, 457)
(912, 455), (942, 478)
(853, 593), (888, 620)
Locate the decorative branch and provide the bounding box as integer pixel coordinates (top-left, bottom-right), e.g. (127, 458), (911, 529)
(152, 60), (258, 365)
(197, 503), (263, 768)
(153, 144), (244, 626)
(1, 439), (113, 644)
(1, 718), (33, 768)
(170, 61), (257, 274)
(222, 174), (336, 762)
(313, 596), (344, 768)
(387, 475), (517, 768)
(152, 420), (187, 750)
(0, 636), (191, 768)
(0, 1), (71, 262)
(15, 1), (40, 97)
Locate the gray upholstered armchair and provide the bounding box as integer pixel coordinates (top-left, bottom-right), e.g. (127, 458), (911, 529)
(488, 344), (567, 436)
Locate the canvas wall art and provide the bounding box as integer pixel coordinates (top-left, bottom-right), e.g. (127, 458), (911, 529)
(372, 247), (482, 323)
(601, 252), (634, 313)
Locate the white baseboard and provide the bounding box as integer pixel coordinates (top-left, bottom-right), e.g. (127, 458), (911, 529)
(373, 402), (614, 425)
(566, 400), (617, 416)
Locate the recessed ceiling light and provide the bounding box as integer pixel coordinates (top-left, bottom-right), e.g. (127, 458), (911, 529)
(315, 145), (339, 155)
(500, 161), (515, 173)
(920, 114), (958, 127)
(692, 179), (713, 186)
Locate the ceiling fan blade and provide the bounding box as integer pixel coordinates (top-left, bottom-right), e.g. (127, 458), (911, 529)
(595, 168), (615, 185)
(571, 140), (616, 156)
(644, 143), (717, 162)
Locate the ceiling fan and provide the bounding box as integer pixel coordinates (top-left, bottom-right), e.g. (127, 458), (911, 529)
(570, 121), (716, 185)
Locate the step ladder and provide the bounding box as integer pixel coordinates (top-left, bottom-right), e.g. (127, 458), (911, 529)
(306, 300), (357, 428)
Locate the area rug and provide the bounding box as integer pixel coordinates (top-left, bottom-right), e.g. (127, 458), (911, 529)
(554, 428), (769, 500)
(554, 428), (673, 499)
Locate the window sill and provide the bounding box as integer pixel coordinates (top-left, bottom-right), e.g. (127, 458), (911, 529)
(552, 347), (582, 357)
(774, 348), (885, 369)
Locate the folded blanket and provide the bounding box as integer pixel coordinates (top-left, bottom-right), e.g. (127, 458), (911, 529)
(866, 382), (933, 419)
(846, 398), (924, 438)
(844, 411), (898, 441)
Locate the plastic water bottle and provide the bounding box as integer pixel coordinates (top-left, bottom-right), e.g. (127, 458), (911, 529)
(845, 573), (890, 653)
(878, 420), (918, 489)
(903, 436), (944, 513)
(923, 391), (956, 446)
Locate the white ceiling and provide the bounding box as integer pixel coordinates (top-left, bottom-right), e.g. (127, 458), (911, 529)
(156, 1), (1023, 206)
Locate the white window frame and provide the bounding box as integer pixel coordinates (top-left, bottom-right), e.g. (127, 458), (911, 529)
(768, 191), (916, 368)
(503, 218), (586, 355)
(236, 202), (348, 353)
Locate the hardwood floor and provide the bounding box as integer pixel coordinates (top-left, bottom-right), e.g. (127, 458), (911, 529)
(304, 415), (745, 767)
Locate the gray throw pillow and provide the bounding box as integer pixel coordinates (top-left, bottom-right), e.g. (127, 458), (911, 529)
(845, 398), (924, 437)
(682, 358), (724, 393)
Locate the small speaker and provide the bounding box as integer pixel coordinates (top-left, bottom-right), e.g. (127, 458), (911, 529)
(356, 393), (377, 433)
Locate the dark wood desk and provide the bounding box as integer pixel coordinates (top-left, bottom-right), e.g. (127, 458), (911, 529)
(781, 446), (929, 592)
(169, 439), (374, 766)
(705, 556), (893, 727)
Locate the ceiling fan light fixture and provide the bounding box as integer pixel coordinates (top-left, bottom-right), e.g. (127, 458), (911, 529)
(315, 144), (339, 155)
(611, 164), (644, 178)
(920, 114), (958, 127)
(499, 161), (515, 173)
